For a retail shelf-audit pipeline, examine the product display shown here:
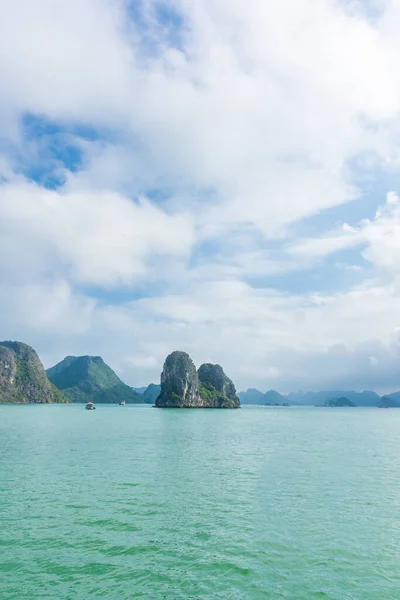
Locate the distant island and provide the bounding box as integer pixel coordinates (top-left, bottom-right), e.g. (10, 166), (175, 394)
(239, 388), (381, 407)
(139, 383), (161, 404)
(379, 396), (400, 408)
(263, 390), (288, 405)
(46, 355), (145, 404)
(326, 397), (356, 407)
(155, 351), (240, 408)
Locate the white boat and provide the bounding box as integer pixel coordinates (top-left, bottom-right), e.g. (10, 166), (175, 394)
(119, 400), (126, 406)
(85, 401), (96, 410)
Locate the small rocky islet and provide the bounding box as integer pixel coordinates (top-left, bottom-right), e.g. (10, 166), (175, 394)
(155, 351), (240, 408)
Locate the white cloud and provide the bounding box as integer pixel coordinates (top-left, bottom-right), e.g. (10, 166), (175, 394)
(125, 355), (159, 369)
(288, 225), (361, 259)
(2, 0), (400, 230)
(0, 180), (194, 286)
(335, 263), (363, 272)
(5, 274), (398, 393)
(286, 192), (400, 274)
(361, 192), (400, 270)
(101, 277), (400, 392)
(0, 0), (131, 135)
(2, 1), (400, 392)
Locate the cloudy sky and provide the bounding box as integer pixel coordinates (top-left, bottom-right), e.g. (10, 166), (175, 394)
(1, 0), (400, 393)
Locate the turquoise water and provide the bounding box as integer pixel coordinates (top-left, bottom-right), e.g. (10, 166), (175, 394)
(1, 405), (399, 600)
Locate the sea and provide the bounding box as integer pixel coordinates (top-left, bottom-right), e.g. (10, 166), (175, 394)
(0, 404), (399, 599)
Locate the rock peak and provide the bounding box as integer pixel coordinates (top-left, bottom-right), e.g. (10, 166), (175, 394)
(156, 351), (199, 408)
(156, 351), (240, 408)
(198, 363), (240, 408)
(46, 355), (142, 404)
(0, 341), (68, 404)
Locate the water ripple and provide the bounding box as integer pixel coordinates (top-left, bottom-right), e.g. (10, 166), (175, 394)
(1, 405), (400, 599)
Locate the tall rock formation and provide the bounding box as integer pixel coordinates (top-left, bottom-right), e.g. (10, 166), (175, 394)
(197, 363), (240, 408)
(155, 351), (240, 408)
(0, 341), (68, 403)
(155, 351), (200, 407)
(47, 355), (142, 403)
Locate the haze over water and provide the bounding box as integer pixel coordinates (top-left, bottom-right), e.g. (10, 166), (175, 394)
(1, 405), (399, 599)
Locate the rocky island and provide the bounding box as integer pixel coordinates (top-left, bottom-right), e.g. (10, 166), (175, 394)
(326, 397), (356, 407)
(264, 390), (288, 405)
(379, 396), (400, 408)
(155, 351), (240, 408)
(0, 341), (68, 403)
(47, 355), (143, 404)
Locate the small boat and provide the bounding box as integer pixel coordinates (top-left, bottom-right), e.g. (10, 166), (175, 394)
(119, 400), (126, 406)
(85, 401), (96, 410)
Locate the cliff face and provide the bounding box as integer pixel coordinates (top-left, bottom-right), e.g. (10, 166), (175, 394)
(155, 351), (240, 408)
(156, 351), (200, 407)
(47, 355), (142, 403)
(0, 341), (68, 403)
(198, 363), (240, 408)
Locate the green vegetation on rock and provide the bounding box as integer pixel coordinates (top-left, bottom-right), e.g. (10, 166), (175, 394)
(142, 383), (161, 404)
(155, 351), (240, 408)
(47, 355), (142, 404)
(155, 351), (200, 407)
(198, 363), (240, 408)
(0, 341), (69, 403)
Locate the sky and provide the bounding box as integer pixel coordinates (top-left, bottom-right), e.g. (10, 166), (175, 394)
(1, 0), (400, 393)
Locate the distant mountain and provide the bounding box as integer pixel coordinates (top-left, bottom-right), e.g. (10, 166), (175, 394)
(326, 397), (356, 407)
(239, 389), (265, 404)
(142, 384), (161, 404)
(383, 391), (400, 403)
(379, 396), (400, 408)
(240, 388), (380, 406)
(286, 390), (380, 407)
(132, 386), (147, 394)
(263, 390), (288, 405)
(0, 341), (68, 403)
(47, 356), (142, 404)
(238, 388), (290, 405)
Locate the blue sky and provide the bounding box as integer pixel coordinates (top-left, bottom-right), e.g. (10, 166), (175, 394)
(1, 0), (400, 393)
